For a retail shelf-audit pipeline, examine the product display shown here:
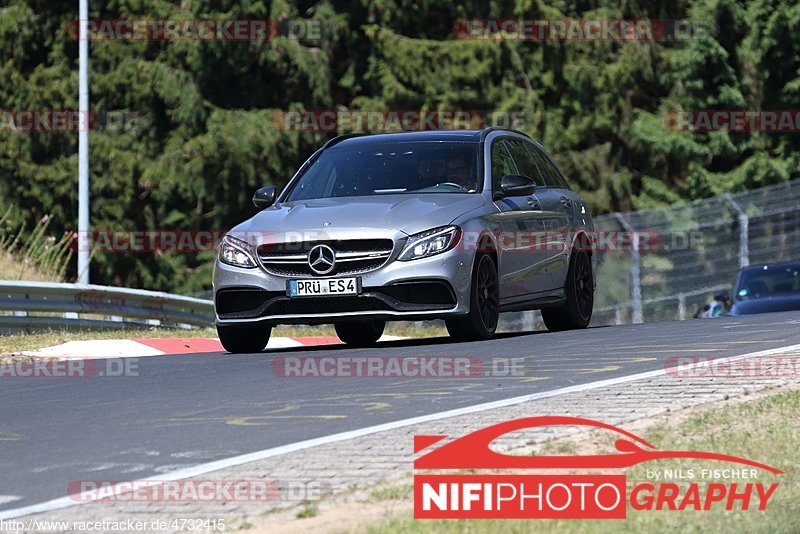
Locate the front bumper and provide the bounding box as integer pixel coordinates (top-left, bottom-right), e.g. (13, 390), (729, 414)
(213, 246), (474, 325)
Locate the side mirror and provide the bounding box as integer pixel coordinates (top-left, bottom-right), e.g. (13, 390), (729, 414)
(253, 186), (278, 209)
(498, 174), (537, 198)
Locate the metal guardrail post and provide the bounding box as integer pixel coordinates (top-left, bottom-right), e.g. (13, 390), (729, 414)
(614, 213), (643, 324)
(724, 193), (749, 269)
(678, 294), (686, 321)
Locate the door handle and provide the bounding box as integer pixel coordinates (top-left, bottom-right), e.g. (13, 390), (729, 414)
(527, 197), (541, 209)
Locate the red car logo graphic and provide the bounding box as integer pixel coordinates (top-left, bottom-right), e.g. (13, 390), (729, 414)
(414, 415), (782, 473)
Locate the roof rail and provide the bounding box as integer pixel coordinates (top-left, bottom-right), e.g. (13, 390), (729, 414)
(321, 132), (371, 150)
(479, 126), (531, 142)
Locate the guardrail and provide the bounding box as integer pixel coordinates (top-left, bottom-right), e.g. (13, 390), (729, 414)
(1, 279), (731, 333)
(0, 281), (214, 331)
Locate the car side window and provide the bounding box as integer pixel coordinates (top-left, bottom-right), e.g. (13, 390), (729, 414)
(504, 139), (543, 185)
(526, 143), (571, 190)
(491, 138), (518, 193)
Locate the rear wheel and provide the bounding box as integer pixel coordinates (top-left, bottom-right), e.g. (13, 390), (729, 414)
(446, 253), (500, 341)
(335, 320), (385, 347)
(217, 323), (272, 353)
(542, 248), (594, 331)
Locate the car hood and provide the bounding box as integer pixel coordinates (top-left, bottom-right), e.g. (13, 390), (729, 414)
(730, 294), (800, 315)
(233, 194), (486, 236)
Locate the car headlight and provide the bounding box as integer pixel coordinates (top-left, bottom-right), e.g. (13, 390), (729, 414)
(218, 234), (257, 268)
(398, 226), (461, 261)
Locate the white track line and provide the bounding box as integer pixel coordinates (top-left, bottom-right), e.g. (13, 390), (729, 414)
(2, 342), (798, 520)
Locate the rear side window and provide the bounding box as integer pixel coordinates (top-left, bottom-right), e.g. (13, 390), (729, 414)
(504, 139), (543, 185)
(491, 138), (518, 193)
(526, 143), (571, 190)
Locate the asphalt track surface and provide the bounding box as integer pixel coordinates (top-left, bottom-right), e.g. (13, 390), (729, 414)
(2, 311), (800, 511)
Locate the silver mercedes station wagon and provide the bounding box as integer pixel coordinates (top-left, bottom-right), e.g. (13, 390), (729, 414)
(213, 128), (596, 352)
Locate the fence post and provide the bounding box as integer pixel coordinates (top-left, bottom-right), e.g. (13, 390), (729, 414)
(678, 294), (686, 321)
(724, 193), (749, 268)
(614, 305), (622, 325)
(614, 213), (643, 324)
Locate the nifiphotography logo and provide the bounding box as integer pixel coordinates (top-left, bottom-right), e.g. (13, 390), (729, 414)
(413, 416), (781, 519)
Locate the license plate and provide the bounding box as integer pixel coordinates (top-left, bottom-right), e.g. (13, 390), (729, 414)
(288, 278), (359, 298)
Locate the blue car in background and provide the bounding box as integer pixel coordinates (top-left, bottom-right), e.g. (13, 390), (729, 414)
(729, 261), (800, 316)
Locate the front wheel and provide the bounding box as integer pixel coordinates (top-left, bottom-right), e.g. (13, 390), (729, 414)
(334, 320), (385, 347)
(217, 323), (272, 353)
(542, 248), (594, 331)
(446, 253), (500, 341)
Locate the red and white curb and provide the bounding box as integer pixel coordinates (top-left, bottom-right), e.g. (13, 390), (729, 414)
(20, 335), (406, 359)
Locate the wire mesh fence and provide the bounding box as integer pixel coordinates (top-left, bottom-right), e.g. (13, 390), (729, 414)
(590, 179), (800, 326)
(498, 179), (800, 330)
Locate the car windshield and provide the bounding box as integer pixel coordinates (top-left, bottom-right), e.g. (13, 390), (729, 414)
(285, 141), (480, 201)
(735, 264), (800, 299)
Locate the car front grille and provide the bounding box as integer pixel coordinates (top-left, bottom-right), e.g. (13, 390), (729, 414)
(256, 239), (394, 277)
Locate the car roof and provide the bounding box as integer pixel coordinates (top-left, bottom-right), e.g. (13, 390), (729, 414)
(326, 128), (531, 149)
(741, 261), (800, 273)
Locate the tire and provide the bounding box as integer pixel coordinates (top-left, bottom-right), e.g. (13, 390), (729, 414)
(334, 320), (385, 347)
(217, 323), (272, 353)
(542, 247), (594, 331)
(446, 253), (500, 341)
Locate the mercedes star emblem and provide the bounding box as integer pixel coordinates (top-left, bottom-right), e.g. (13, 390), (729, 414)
(308, 244), (336, 275)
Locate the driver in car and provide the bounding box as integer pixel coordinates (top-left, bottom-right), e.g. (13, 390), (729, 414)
(444, 154), (475, 192)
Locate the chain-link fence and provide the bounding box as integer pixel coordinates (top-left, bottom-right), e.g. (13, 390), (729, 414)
(590, 179), (800, 326)
(497, 179), (800, 331)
